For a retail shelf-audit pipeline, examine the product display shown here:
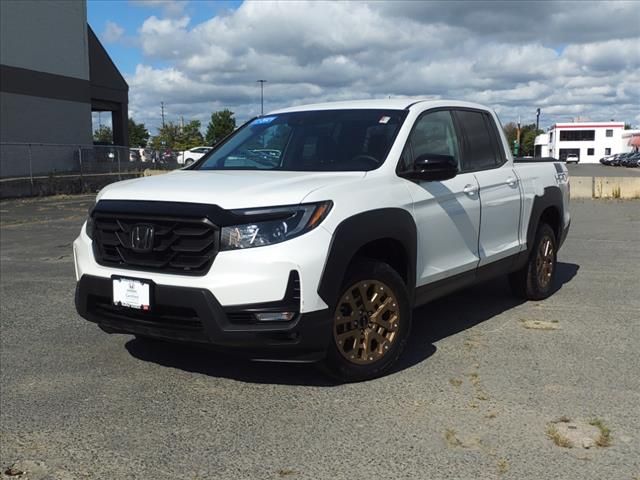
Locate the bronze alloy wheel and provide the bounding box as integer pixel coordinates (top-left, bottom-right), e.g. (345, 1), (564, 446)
(536, 235), (555, 289)
(333, 280), (400, 365)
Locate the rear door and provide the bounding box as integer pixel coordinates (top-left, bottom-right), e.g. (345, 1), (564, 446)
(453, 109), (522, 266)
(399, 109), (481, 285)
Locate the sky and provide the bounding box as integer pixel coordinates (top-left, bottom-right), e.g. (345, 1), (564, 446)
(88, 0), (640, 136)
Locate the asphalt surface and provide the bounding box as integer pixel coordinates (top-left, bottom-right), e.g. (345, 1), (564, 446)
(1, 195), (639, 480)
(566, 163), (640, 177)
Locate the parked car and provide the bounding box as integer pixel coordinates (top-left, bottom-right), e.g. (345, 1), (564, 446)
(129, 149), (141, 162)
(565, 153), (579, 164)
(74, 99), (571, 381)
(621, 152), (640, 167)
(610, 152), (629, 166)
(139, 148), (154, 162)
(177, 146), (212, 165)
(608, 154), (622, 166)
(156, 149), (177, 165)
(599, 154), (616, 165)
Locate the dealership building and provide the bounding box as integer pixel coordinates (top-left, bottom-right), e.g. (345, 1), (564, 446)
(534, 122), (639, 163)
(0, 0), (128, 178)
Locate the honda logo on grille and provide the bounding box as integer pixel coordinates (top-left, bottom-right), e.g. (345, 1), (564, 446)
(131, 224), (155, 252)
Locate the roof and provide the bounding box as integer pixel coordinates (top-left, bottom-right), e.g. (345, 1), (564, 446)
(552, 122), (625, 129)
(270, 98), (492, 114)
(622, 129), (640, 137)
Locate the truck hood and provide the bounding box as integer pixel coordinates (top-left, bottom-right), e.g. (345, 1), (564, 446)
(97, 169), (366, 209)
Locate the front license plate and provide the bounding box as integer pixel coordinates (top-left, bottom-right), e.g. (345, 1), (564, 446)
(113, 278), (151, 310)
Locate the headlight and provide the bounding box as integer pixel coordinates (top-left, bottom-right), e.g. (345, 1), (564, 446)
(220, 201), (332, 250)
(85, 216), (94, 239)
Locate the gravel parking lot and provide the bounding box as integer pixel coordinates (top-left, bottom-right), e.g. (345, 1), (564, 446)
(1, 195), (639, 480)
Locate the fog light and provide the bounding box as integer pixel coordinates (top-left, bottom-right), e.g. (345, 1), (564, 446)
(254, 311), (296, 322)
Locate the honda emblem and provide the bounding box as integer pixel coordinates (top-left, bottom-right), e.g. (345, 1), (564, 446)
(131, 224), (155, 252)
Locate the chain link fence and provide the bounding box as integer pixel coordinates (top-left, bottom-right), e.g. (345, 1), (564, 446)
(0, 143), (181, 181)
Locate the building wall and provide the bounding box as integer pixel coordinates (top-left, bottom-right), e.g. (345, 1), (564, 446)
(0, 0), (89, 80)
(0, 92), (92, 145)
(535, 123), (626, 163)
(0, 0), (95, 178)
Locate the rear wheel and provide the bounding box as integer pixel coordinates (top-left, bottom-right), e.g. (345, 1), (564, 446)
(323, 260), (411, 382)
(509, 223), (557, 300)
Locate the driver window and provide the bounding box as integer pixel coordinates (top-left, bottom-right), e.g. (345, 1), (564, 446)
(408, 110), (460, 168)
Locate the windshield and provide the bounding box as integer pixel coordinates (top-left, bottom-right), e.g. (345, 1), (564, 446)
(196, 109), (407, 172)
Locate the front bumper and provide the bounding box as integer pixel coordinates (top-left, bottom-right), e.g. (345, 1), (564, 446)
(73, 217), (332, 313)
(75, 274), (332, 361)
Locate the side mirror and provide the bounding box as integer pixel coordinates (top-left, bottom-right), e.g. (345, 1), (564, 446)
(404, 154), (458, 181)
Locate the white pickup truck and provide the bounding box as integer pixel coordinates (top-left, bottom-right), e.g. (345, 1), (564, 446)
(74, 99), (570, 381)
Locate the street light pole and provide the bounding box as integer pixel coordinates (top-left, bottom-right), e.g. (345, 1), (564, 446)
(257, 80), (267, 116)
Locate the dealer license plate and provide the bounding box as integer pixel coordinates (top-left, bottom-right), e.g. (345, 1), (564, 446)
(112, 277), (151, 310)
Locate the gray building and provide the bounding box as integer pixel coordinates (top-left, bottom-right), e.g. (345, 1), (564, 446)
(0, 0), (128, 178)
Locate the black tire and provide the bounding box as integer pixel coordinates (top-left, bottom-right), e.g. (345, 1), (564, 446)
(185, 158), (194, 166)
(509, 223), (557, 300)
(134, 334), (159, 344)
(322, 259), (411, 382)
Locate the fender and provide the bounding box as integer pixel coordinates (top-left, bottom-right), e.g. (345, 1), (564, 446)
(514, 185), (564, 270)
(317, 208), (417, 308)
(526, 185), (563, 248)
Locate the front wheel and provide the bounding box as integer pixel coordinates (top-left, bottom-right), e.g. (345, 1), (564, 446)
(185, 158), (194, 166)
(509, 223), (557, 300)
(323, 260), (411, 382)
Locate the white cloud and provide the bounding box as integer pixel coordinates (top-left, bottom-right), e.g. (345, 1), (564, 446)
(123, 0), (640, 132)
(103, 21), (124, 44)
(130, 0), (187, 18)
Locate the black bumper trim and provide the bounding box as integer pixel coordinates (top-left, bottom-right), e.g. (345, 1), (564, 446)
(75, 274), (331, 361)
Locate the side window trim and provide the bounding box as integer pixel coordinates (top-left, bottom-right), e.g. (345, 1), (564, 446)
(483, 112), (507, 167)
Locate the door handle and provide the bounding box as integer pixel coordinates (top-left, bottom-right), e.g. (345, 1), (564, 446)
(506, 176), (518, 186)
(463, 184), (478, 195)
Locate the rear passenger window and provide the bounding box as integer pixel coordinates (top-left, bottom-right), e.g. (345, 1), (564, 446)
(456, 110), (499, 171)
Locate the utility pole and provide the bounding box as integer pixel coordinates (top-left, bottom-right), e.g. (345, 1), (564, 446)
(180, 115), (184, 131)
(161, 102), (165, 129)
(536, 108), (541, 132)
(514, 114), (521, 156)
(257, 80), (267, 116)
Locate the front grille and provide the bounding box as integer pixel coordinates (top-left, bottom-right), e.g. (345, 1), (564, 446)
(92, 213), (219, 275)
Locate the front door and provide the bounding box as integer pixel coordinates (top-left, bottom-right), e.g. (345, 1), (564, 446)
(399, 109), (481, 286)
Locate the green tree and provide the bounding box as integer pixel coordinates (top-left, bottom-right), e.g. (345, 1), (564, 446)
(93, 125), (113, 143)
(503, 122), (518, 151)
(128, 118), (150, 147)
(205, 109), (236, 145)
(521, 127), (543, 156)
(149, 120), (204, 151)
(503, 122), (542, 156)
(624, 123), (632, 130)
(177, 120), (204, 150)
(150, 122), (181, 150)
